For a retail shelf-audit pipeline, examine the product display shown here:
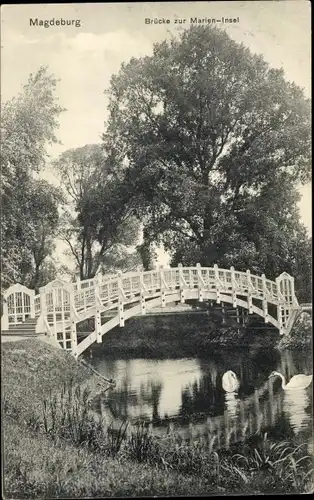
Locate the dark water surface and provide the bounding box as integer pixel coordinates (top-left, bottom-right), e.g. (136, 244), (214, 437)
(88, 343), (313, 450)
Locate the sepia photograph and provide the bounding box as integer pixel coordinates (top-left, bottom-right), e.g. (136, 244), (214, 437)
(1, 1), (312, 497)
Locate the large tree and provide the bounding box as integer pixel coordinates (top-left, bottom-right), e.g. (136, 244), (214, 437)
(24, 179), (63, 292)
(1, 66), (64, 289)
(103, 26), (311, 294)
(54, 144), (142, 279)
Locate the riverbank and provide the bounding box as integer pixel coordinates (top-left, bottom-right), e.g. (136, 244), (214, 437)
(3, 339), (313, 497)
(86, 313), (278, 358)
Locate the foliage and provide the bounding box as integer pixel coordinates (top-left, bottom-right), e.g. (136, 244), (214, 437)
(1, 66), (64, 290)
(278, 313), (312, 350)
(103, 25), (311, 288)
(54, 144), (142, 279)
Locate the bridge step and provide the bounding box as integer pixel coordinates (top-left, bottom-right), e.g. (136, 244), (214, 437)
(8, 325), (37, 330)
(1, 331), (39, 337)
(5, 316), (38, 335)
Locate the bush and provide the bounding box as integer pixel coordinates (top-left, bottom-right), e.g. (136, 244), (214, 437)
(278, 313), (312, 350)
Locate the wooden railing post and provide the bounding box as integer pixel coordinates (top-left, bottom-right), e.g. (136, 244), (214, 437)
(196, 263), (204, 302)
(29, 289), (35, 319)
(36, 285), (48, 334)
(137, 267), (147, 315)
(159, 267), (167, 308)
(1, 297), (9, 330)
(230, 266), (237, 307)
(117, 271), (125, 327)
(178, 263), (185, 303)
(214, 264), (220, 304)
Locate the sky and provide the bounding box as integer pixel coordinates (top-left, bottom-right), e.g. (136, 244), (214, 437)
(1, 1), (312, 268)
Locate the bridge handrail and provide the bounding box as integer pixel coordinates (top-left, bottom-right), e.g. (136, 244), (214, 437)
(72, 266), (283, 312)
(29, 267), (282, 309)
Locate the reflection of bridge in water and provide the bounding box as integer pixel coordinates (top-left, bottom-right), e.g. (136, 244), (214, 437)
(99, 378), (289, 450)
(93, 348), (312, 450)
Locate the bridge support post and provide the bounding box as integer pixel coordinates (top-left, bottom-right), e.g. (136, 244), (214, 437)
(1, 297), (9, 330)
(277, 304), (284, 335)
(178, 264), (186, 303)
(140, 293), (146, 315)
(95, 309), (102, 343)
(261, 274), (269, 323)
(262, 300), (269, 323)
(118, 298), (124, 327)
(196, 263), (205, 302)
(69, 292), (78, 352)
(246, 270), (253, 314)
(94, 277), (102, 343)
(36, 285), (48, 335)
(161, 290), (166, 307)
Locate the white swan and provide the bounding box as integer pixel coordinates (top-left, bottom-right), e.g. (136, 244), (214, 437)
(268, 371), (313, 390)
(222, 370), (240, 393)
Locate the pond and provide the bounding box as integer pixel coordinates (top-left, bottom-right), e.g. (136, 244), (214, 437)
(88, 343), (313, 450)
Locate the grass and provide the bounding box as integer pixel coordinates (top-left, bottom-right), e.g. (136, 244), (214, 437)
(3, 339), (314, 497)
(4, 419), (211, 498)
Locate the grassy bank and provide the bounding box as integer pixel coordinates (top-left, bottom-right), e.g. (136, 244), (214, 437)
(87, 313), (278, 358)
(3, 339), (313, 497)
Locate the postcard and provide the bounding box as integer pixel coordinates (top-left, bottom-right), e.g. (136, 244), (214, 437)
(1, 2), (312, 497)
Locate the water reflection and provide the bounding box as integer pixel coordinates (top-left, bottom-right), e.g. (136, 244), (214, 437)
(283, 389), (311, 434)
(225, 392), (239, 420)
(90, 347), (312, 448)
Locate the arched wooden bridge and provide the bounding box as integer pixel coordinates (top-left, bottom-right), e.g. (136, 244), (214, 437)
(1, 264), (301, 357)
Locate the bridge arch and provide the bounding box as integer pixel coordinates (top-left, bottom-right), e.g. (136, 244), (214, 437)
(74, 290), (281, 357)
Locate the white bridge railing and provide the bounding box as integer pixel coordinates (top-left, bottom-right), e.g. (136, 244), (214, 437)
(1, 264), (301, 357)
